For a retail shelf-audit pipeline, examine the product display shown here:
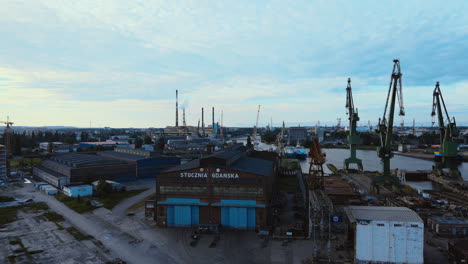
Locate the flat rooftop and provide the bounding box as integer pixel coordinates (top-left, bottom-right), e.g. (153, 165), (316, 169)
(345, 206), (423, 223)
(50, 153), (128, 168)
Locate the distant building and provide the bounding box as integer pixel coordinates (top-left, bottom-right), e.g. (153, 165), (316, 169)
(39, 142), (70, 153)
(288, 126), (308, 145)
(33, 153), (135, 187)
(0, 145), (6, 179)
(428, 217), (468, 237)
(344, 206), (424, 264)
(79, 141), (134, 150)
(98, 148), (180, 179)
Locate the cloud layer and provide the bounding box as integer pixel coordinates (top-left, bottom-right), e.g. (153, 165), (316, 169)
(0, 1), (467, 127)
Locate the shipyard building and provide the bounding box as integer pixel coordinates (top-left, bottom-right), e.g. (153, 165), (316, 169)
(33, 153), (135, 187)
(146, 145), (277, 230)
(344, 206), (424, 264)
(98, 148), (180, 179)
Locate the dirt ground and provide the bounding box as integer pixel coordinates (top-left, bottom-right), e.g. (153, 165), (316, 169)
(0, 209), (112, 264)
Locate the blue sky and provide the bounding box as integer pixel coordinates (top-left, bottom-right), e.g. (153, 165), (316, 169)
(0, 1), (467, 128)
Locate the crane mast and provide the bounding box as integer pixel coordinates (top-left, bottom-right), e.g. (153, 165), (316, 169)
(276, 121), (285, 157)
(375, 59), (405, 188)
(252, 105), (261, 147)
(344, 78), (363, 171)
(1, 116), (14, 157)
(431, 82), (461, 178)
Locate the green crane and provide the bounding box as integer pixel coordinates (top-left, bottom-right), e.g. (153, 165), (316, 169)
(374, 60), (405, 189)
(344, 78), (363, 171)
(431, 82), (462, 179)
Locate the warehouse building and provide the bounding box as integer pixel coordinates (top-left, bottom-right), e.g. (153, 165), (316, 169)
(147, 145), (277, 230)
(428, 217), (468, 237)
(98, 148), (180, 179)
(33, 153), (135, 187)
(288, 126), (308, 145)
(344, 206), (424, 264)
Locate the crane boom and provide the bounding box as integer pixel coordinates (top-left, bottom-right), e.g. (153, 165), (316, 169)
(252, 105), (261, 145)
(431, 82), (461, 178)
(344, 78), (363, 170)
(375, 59), (405, 187)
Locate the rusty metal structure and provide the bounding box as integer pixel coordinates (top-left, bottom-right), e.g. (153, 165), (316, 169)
(308, 137), (326, 190)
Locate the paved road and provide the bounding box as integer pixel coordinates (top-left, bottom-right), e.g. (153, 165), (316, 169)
(112, 186), (155, 217)
(10, 183), (180, 264)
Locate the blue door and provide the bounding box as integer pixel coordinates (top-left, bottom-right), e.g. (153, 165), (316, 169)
(174, 205), (191, 226)
(221, 207), (230, 226)
(191, 206), (199, 225)
(167, 206), (174, 226)
(247, 208), (256, 229)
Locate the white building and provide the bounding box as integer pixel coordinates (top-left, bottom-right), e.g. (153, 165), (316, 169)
(344, 206), (424, 264)
(0, 145), (6, 179)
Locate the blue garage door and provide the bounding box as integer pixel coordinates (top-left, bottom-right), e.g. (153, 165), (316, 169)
(167, 205), (199, 227)
(221, 207), (255, 229)
(174, 205), (191, 226)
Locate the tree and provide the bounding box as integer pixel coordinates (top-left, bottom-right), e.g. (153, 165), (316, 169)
(144, 136), (153, 145)
(246, 136), (253, 148)
(96, 178), (113, 197)
(155, 137), (165, 151)
(134, 137), (143, 148)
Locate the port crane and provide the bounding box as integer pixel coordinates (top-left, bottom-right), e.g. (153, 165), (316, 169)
(251, 105), (261, 147)
(431, 82), (461, 179)
(1, 116), (13, 157)
(308, 137), (326, 190)
(374, 59), (405, 189)
(344, 78), (363, 171)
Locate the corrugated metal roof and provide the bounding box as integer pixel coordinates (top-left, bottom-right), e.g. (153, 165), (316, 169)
(346, 206), (423, 223)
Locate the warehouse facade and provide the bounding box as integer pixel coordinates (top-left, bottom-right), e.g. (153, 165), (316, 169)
(33, 153), (135, 187)
(147, 145), (277, 230)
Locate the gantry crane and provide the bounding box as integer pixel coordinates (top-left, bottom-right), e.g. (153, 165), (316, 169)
(251, 105), (261, 147)
(344, 78), (363, 171)
(374, 60), (405, 190)
(431, 82), (461, 179)
(1, 116), (14, 157)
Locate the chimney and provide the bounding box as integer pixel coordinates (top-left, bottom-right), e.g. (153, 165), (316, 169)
(212, 107), (215, 129)
(175, 90), (179, 127)
(202, 107), (205, 137)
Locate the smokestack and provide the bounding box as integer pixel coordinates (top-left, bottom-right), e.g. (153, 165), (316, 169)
(202, 107), (205, 137)
(176, 90), (179, 127)
(212, 107), (215, 129)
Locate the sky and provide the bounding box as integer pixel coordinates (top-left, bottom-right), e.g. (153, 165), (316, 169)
(0, 1), (467, 128)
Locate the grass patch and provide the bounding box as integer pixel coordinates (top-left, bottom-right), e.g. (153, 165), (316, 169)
(99, 189), (148, 210)
(281, 158), (300, 170)
(9, 238), (21, 245)
(0, 202), (49, 227)
(42, 211), (64, 222)
(66, 227), (88, 241)
(0, 196), (15, 203)
(55, 194), (95, 213)
(28, 250), (44, 255)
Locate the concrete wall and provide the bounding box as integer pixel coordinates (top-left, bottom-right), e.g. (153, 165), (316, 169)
(355, 220), (424, 264)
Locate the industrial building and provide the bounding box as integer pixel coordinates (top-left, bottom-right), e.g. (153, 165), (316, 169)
(63, 183), (93, 197)
(0, 145), (6, 179)
(33, 153), (135, 187)
(288, 126), (308, 145)
(98, 147), (180, 179)
(146, 144), (277, 230)
(428, 216), (468, 237)
(344, 206), (424, 264)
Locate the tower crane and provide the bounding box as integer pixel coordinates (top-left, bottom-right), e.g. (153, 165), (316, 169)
(431, 82), (461, 179)
(344, 78), (363, 171)
(374, 59), (405, 190)
(251, 105), (261, 147)
(1, 116), (14, 157)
